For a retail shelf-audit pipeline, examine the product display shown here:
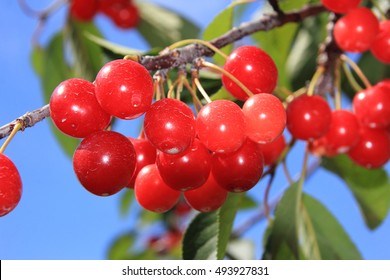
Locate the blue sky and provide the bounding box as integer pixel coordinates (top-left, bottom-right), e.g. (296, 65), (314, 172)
(0, 0), (389, 260)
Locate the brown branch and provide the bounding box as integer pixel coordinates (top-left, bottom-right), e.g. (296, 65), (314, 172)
(0, 3), (326, 140)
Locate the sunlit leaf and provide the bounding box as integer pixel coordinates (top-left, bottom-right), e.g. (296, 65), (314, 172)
(120, 189), (134, 217)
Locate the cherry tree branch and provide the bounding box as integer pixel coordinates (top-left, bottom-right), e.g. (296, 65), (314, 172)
(0, 3), (326, 140)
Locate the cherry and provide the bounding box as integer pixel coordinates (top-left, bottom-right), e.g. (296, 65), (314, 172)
(321, 0), (361, 14)
(371, 20), (390, 64)
(242, 93), (286, 144)
(135, 164), (180, 213)
(258, 135), (286, 166)
(50, 78), (111, 138)
(196, 100), (246, 153)
(110, 3), (139, 29)
(353, 84), (390, 129)
(321, 109), (360, 154)
(286, 95), (332, 140)
(127, 137), (157, 189)
(222, 46), (278, 101)
(0, 154), (22, 217)
(333, 7), (379, 53)
(70, 0), (98, 22)
(212, 139), (264, 193)
(347, 127), (390, 169)
(184, 173), (227, 212)
(73, 131), (136, 196)
(94, 59), (153, 120)
(156, 139), (211, 191)
(144, 98), (196, 155)
(309, 137), (339, 158)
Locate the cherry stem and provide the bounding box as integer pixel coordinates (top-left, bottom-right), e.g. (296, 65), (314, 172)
(0, 121), (22, 154)
(201, 60), (254, 98)
(334, 60), (342, 110)
(182, 79), (203, 112)
(193, 77), (212, 104)
(263, 170), (276, 222)
(341, 62), (363, 92)
(340, 54), (372, 89)
(167, 39), (228, 61)
(370, 0), (388, 20)
(307, 66), (325, 96)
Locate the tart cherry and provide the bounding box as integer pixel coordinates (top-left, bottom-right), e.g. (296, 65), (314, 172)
(242, 93), (286, 144)
(127, 137), (157, 189)
(94, 59), (153, 120)
(196, 100), (246, 153)
(0, 154), (22, 217)
(156, 139), (211, 192)
(222, 46), (278, 101)
(371, 20), (390, 64)
(286, 95), (332, 140)
(144, 98), (196, 155)
(258, 135), (286, 166)
(110, 3), (139, 29)
(347, 127), (390, 169)
(212, 139), (264, 193)
(184, 173), (227, 212)
(135, 164), (180, 213)
(333, 7), (379, 53)
(353, 84), (390, 129)
(321, 0), (361, 14)
(73, 131), (136, 196)
(50, 78), (111, 138)
(70, 0), (98, 22)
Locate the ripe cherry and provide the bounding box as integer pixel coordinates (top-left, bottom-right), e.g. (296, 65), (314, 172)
(94, 59), (153, 120)
(184, 173), (227, 212)
(353, 84), (390, 129)
(73, 131), (136, 196)
(371, 20), (390, 64)
(135, 164), (180, 213)
(144, 98), (196, 155)
(196, 100), (246, 153)
(110, 3), (139, 29)
(50, 78), (111, 138)
(258, 135), (286, 166)
(222, 46), (278, 101)
(70, 0), (98, 22)
(212, 139), (264, 193)
(348, 127), (390, 169)
(156, 139), (211, 191)
(127, 137), (157, 189)
(321, 0), (361, 14)
(0, 154), (22, 217)
(286, 95), (332, 140)
(242, 93), (286, 144)
(333, 7), (379, 53)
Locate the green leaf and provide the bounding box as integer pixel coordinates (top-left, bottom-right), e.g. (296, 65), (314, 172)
(137, 2), (200, 48)
(66, 19), (104, 81)
(322, 155), (390, 229)
(107, 233), (135, 260)
(30, 46), (44, 77)
(210, 86), (235, 101)
(239, 194), (258, 210)
(120, 189), (134, 217)
(262, 182), (301, 259)
(303, 194), (362, 259)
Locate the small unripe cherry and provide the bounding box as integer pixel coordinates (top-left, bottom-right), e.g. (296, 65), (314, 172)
(0, 154), (22, 217)
(135, 164), (180, 213)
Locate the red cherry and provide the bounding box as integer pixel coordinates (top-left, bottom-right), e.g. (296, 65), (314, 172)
(222, 46), (278, 101)
(353, 84), (390, 129)
(242, 93), (286, 144)
(212, 139), (264, 193)
(110, 3), (139, 29)
(98, 0), (129, 14)
(144, 98), (196, 155)
(94, 59), (153, 120)
(286, 95), (332, 140)
(196, 100), (246, 153)
(0, 154), (22, 217)
(348, 127), (390, 169)
(184, 173), (227, 212)
(156, 139), (211, 191)
(321, 0), (361, 14)
(321, 109), (360, 154)
(135, 164), (180, 213)
(371, 20), (390, 64)
(258, 135), (286, 166)
(70, 0), (98, 21)
(50, 78), (111, 138)
(73, 131), (136, 196)
(333, 7), (379, 53)
(309, 137), (339, 157)
(127, 137), (157, 189)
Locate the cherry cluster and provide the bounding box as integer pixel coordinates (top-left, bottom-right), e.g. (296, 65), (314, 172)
(321, 0), (390, 64)
(70, 0), (139, 29)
